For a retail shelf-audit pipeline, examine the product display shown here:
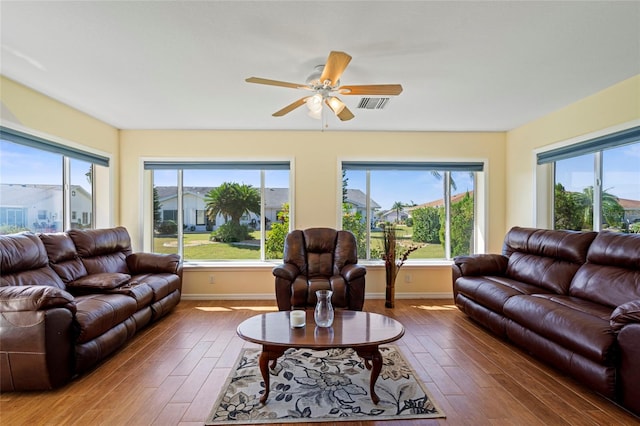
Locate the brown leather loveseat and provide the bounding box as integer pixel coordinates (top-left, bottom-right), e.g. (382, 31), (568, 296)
(272, 228), (366, 311)
(452, 227), (640, 416)
(0, 227), (182, 391)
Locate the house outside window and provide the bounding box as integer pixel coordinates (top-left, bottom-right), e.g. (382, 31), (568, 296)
(538, 126), (640, 233)
(342, 161), (482, 260)
(146, 161), (290, 262)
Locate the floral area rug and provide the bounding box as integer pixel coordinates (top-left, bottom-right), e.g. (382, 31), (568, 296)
(205, 345), (445, 424)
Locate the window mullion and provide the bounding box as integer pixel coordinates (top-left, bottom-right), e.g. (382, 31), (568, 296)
(593, 152), (603, 232)
(63, 156), (71, 231)
(177, 170), (184, 259)
(365, 170), (371, 260)
(260, 170), (266, 262)
(444, 171), (451, 259)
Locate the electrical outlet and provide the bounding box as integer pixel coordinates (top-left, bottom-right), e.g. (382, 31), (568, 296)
(404, 274), (412, 283)
(209, 275), (215, 284)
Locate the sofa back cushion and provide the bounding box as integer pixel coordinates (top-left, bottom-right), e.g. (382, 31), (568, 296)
(503, 227), (597, 294)
(0, 232), (65, 289)
(570, 231), (640, 307)
(68, 227), (132, 274)
(39, 232), (88, 283)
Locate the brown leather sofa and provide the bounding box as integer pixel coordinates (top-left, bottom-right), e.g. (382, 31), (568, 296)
(452, 227), (640, 416)
(272, 228), (366, 311)
(0, 227), (182, 391)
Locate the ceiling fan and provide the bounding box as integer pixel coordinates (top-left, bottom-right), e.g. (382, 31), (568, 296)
(246, 51), (403, 121)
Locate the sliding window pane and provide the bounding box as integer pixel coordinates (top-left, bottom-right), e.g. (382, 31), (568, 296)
(0, 140), (62, 234)
(265, 170), (290, 260)
(342, 169), (368, 258)
(554, 153), (595, 231)
(450, 171), (475, 256)
(603, 143), (640, 232)
(153, 170), (178, 255)
(70, 159), (93, 229)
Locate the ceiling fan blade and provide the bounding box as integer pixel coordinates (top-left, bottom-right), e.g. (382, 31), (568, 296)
(272, 97), (309, 117)
(320, 51), (352, 86)
(336, 105), (355, 121)
(246, 77), (307, 89)
(338, 84), (403, 96)
(325, 97), (354, 121)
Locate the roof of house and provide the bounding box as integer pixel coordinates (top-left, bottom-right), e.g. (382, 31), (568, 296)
(1, 183), (90, 205)
(618, 198), (640, 209)
(406, 191), (474, 210)
(155, 186), (380, 210)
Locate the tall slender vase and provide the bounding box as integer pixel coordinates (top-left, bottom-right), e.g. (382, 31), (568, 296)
(314, 290), (334, 327)
(385, 263), (396, 308)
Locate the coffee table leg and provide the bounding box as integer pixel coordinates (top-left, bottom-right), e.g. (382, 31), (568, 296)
(258, 350), (271, 403)
(258, 346), (287, 404)
(355, 346), (383, 404)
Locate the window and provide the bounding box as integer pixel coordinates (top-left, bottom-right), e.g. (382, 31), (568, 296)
(538, 126), (640, 233)
(0, 126), (108, 235)
(145, 161), (290, 262)
(342, 161), (483, 260)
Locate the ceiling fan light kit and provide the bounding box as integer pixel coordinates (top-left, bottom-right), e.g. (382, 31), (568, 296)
(246, 51), (403, 122)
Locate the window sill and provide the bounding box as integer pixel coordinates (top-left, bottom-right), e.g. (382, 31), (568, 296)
(183, 259), (453, 270)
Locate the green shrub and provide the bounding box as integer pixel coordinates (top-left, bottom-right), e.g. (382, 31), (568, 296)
(440, 192), (474, 257)
(266, 203), (289, 259)
(411, 207), (441, 243)
(212, 222), (250, 242)
(156, 220), (178, 235)
(342, 203), (366, 258)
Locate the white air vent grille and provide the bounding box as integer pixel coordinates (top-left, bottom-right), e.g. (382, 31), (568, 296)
(357, 97), (390, 110)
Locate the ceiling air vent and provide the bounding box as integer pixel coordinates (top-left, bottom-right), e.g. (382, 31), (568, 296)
(357, 97), (390, 110)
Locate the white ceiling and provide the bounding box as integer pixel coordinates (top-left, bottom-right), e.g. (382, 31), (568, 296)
(1, 1), (639, 132)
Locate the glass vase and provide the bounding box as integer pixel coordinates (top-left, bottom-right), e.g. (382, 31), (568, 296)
(314, 289), (334, 327)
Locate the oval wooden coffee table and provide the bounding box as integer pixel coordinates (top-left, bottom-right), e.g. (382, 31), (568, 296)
(236, 310), (405, 404)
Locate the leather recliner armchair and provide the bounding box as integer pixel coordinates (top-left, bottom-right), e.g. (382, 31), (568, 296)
(272, 228), (366, 311)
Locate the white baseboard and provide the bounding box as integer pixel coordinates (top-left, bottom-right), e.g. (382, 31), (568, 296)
(181, 292), (453, 301)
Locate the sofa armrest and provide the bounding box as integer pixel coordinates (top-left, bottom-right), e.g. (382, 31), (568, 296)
(126, 253), (181, 275)
(610, 299), (640, 332)
(453, 254), (509, 277)
(618, 323), (640, 415)
(341, 263), (366, 281)
(272, 263), (299, 282)
(0, 285), (76, 313)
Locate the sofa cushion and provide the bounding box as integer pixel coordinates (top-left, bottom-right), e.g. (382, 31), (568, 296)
(68, 227), (131, 274)
(38, 232), (88, 283)
(569, 232), (640, 308)
(131, 273), (181, 302)
(503, 227), (597, 294)
(0, 233), (66, 290)
(74, 294), (137, 343)
(67, 273), (131, 290)
(454, 276), (548, 314)
(503, 294), (616, 364)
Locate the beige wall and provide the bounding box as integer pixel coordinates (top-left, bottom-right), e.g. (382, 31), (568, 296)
(120, 130), (506, 299)
(1, 76), (120, 226)
(505, 75), (640, 230)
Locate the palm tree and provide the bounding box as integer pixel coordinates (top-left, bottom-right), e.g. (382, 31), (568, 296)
(573, 186), (624, 229)
(204, 182), (260, 225)
(391, 201), (404, 223)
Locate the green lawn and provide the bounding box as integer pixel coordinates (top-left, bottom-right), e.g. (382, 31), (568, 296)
(153, 233), (260, 260)
(154, 227), (445, 260)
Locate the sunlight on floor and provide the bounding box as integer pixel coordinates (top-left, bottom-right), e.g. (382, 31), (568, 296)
(195, 306), (279, 312)
(412, 304), (457, 311)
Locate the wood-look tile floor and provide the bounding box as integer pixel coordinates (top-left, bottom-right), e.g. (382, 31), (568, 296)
(1, 299), (638, 425)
